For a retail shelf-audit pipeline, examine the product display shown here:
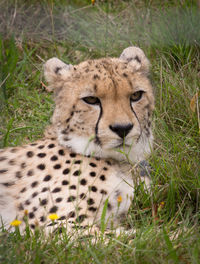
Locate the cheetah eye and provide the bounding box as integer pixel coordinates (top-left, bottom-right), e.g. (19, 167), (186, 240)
(82, 96), (100, 105)
(130, 91), (144, 102)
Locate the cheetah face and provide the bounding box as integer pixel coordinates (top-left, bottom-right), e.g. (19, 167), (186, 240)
(44, 47), (154, 163)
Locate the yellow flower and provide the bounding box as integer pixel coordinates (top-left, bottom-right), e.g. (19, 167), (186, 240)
(117, 195), (122, 203)
(160, 201), (165, 206)
(158, 201), (165, 213)
(10, 219), (22, 226)
(48, 214), (59, 220)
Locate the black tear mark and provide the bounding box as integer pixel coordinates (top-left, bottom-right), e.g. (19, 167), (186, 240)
(130, 101), (142, 142)
(94, 102), (102, 146)
(55, 67), (62, 74)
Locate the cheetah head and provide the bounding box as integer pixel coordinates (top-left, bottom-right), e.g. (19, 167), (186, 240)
(44, 47), (154, 163)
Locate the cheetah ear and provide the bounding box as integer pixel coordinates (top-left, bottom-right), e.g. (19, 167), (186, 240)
(44, 58), (73, 91)
(119, 46), (150, 73)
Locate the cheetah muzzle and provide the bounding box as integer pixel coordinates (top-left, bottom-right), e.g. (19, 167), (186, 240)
(0, 46), (154, 237)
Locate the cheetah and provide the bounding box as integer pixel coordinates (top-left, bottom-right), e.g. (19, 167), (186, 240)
(0, 47), (154, 236)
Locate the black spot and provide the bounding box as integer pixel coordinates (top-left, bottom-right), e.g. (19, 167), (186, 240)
(67, 196), (76, 202)
(20, 187), (26, 193)
(69, 185), (76, 190)
(123, 72), (128, 78)
(49, 206), (58, 213)
(0, 157), (7, 162)
(30, 224), (35, 229)
(59, 216), (66, 220)
(48, 143), (55, 149)
(0, 169), (7, 174)
(88, 207), (97, 212)
(43, 175), (51, 181)
(90, 171), (96, 177)
(51, 155), (58, 161)
(70, 112), (74, 117)
(31, 181), (38, 188)
(32, 192), (38, 198)
(68, 211), (75, 218)
(80, 179), (87, 185)
(21, 162), (26, 169)
(63, 168), (70, 175)
(70, 153), (76, 158)
(27, 151), (34, 157)
(87, 198), (95, 205)
(103, 167), (108, 171)
(74, 160), (82, 164)
(25, 200), (30, 205)
(93, 74), (100, 80)
(3, 182), (14, 187)
(106, 160), (112, 166)
(37, 153), (46, 158)
(18, 203), (24, 210)
(30, 143), (37, 146)
(100, 175), (106, 181)
(40, 216), (46, 222)
(58, 149), (65, 156)
(27, 170), (34, 176)
(55, 67), (61, 74)
(42, 187), (48, 192)
(65, 118), (71, 123)
(52, 187), (61, 193)
(10, 148), (18, 153)
(16, 171), (22, 178)
(32, 206), (37, 212)
(73, 170), (81, 176)
(108, 203), (112, 210)
(76, 214), (87, 223)
(89, 162), (97, 167)
(53, 164), (61, 169)
(37, 164), (45, 170)
(48, 221), (58, 227)
(100, 190), (107, 195)
(38, 145), (44, 149)
(62, 180), (69, 185)
(9, 159), (15, 165)
(89, 186), (97, 192)
(40, 199), (48, 205)
(80, 193), (86, 199)
(65, 160), (71, 164)
(56, 197), (62, 203)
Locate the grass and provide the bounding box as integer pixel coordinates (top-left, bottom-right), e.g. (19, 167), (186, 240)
(0, 0), (200, 263)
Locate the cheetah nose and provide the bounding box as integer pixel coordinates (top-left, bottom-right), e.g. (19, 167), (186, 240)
(109, 123), (133, 138)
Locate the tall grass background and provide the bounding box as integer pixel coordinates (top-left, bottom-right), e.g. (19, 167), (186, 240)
(0, 0), (200, 263)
